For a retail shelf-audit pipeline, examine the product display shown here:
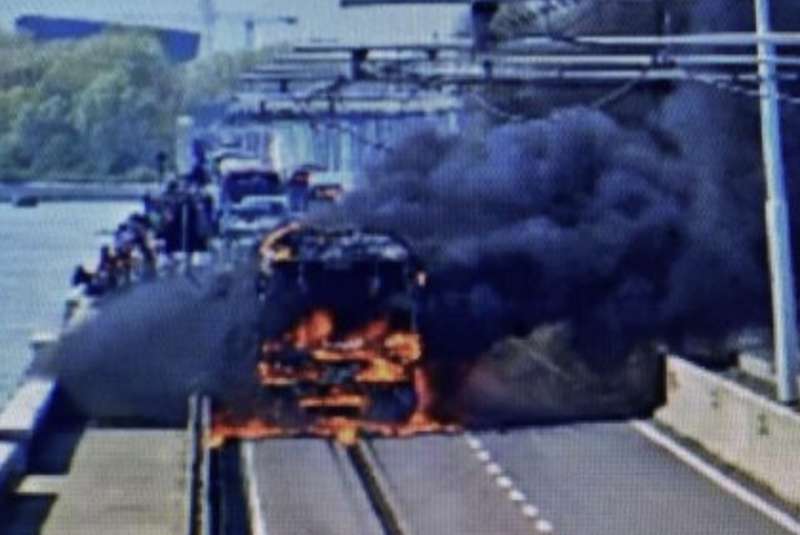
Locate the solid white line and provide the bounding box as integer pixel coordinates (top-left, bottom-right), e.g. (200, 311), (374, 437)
(631, 420), (800, 535)
(242, 442), (270, 535)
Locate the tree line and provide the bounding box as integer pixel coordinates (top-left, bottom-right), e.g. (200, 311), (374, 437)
(0, 29), (269, 182)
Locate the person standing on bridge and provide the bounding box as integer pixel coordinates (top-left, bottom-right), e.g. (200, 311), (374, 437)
(95, 245), (118, 292)
(288, 169), (311, 212)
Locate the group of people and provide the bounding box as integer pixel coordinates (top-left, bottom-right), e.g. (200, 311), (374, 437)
(72, 180), (216, 297)
(147, 181), (215, 257)
(72, 209), (159, 296)
(69, 141), (328, 297)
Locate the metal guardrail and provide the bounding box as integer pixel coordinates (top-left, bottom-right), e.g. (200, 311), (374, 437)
(349, 440), (414, 535)
(185, 394), (213, 535)
(184, 395), (200, 535)
(200, 396), (213, 535)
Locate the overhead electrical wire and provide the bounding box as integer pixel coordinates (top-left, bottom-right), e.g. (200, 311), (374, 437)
(287, 89), (393, 154)
(238, 13), (800, 131)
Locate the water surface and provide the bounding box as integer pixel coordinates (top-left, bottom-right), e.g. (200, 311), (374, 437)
(0, 201), (137, 408)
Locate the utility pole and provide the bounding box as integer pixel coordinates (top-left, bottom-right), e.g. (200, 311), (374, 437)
(245, 18), (256, 50)
(755, 0), (799, 403)
(199, 0), (216, 56)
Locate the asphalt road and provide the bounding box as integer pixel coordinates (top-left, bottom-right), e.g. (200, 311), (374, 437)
(482, 422), (795, 535)
(370, 435), (537, 534)
(248, 424), (797, 535)
(249, 439), (383, 535)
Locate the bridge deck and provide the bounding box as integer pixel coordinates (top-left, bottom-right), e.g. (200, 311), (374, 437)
(247, 424), (799, 535)
(10, 429), (187, 535)
(248, 439), (384, 535)
(483, 423), (796, 535)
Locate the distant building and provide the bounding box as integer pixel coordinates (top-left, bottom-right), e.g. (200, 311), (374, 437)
(15, 15), (201, 63)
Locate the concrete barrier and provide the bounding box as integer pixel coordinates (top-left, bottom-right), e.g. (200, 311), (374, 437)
(656, 356), (800, 506)
(737, 351), (800, 394)
(28, 331), (59, 374)
(30, 331), (58, 357)
(738, 352), (775, 383)
(0, 378), (57, 443)
(0, 441), (24, 494)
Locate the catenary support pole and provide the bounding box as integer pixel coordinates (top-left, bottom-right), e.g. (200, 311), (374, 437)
(755, 0), (799, 403)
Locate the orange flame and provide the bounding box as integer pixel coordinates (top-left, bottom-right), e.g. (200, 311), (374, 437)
(346, 318), (391, 344)
(384, 332), (422, 362)
(300, 391), (370, 412)
(209, 412), (294, 448)
(288, 309), (335, 349)
(356, 357), (407, 383)
(257, 361), (320, 385)
(211, 308), (458, 446)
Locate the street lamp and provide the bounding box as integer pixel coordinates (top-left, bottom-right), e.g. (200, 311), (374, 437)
(754, 0), (799, 403)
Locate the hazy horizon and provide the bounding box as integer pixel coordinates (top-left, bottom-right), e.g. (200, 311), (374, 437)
(0, 0), (464, 51)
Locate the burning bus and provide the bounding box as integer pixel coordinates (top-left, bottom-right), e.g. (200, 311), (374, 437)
(213, 224), (452, 445)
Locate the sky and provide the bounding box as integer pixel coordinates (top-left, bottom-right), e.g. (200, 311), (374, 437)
(0, 0), (466, 50)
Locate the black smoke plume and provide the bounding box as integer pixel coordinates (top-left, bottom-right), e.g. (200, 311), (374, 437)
(317, 107), (768, 368)
(48, 266), (262, 424)
(46, 1), (800, 426)
(313, 1), (800, 421)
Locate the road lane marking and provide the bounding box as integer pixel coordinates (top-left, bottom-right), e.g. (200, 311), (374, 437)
(463, 435), (554, 533)
(631, 420), (800, 535)
(242, 442), (270, 535)
(486, 462), (503, 475)
(509, 489), (527, 502)
(496, 476), (514, 489)
(466, 435), (483, 450)
(521, 504), (539, 518)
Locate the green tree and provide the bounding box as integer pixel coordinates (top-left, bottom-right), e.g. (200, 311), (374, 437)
(180, 46), (284, 111)
(0, 27), (275, 181)
(0, 29), (181, 179)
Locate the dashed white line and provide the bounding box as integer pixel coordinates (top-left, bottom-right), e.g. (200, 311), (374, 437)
(509, 489), (527, 502)
(486, 462), (503, 476)
(631, 420), (800, 535)
(521, 504), (539, 518)
(464, 435), (555, 533)
(497, 476), (514, 489)
(466, 435), (483, 450)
